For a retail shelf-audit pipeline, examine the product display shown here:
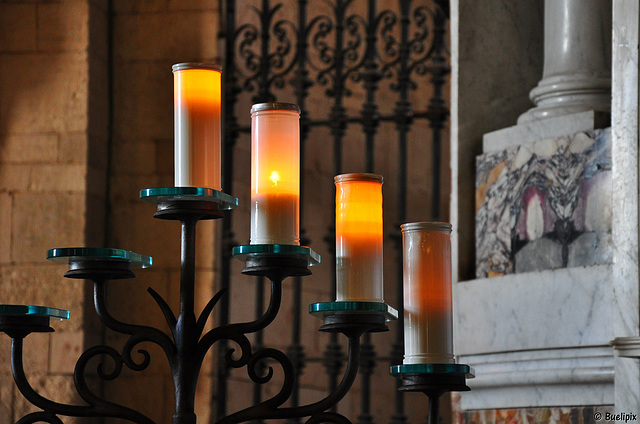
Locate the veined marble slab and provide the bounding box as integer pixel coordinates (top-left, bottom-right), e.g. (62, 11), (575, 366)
(454, 265), (613, 355)
(458, 346), (614, 409)
(475, 128), (611, 278)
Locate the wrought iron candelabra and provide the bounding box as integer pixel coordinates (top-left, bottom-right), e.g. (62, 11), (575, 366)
(0, 186), (471, 424)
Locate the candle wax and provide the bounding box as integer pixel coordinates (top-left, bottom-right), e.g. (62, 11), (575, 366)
(402, 228), (455, 364)
(336, 232), (384, 301)
(251, 192), (299, 245)
(175, 98), (221, 188)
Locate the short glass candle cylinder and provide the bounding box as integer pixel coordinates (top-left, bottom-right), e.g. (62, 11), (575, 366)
(173, 63), (222, 190)
(401, 222), (455, 364)
(335, 173), (384, 302)
(250, 103), (301, 245)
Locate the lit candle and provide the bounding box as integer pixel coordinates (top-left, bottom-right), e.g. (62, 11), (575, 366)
(250, 103), (301, 245)
(173, 63), (222, 189)
(335, 173), (384, 302)
(401, 222), (455, 364)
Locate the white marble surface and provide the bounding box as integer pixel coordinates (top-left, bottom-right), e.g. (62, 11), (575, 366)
(454, 265), (613, 355)
(452, 0), (640, 415)
(459, 346), (614, 410)
(612, 0), (640, 415)
(518, 0), (611, 123)
(483, 111), (609, 153)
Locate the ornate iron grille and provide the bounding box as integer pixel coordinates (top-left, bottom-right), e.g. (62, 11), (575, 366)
(216, 0), (450, 422)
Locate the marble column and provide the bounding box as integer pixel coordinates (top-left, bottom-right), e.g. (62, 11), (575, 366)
(519, 0), (612, 123)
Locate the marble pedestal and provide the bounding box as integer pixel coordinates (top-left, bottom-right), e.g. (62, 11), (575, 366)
(455, 112), (619, 415)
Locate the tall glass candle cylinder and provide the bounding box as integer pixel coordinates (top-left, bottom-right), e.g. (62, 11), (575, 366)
(250, 103), (300, 245)
(173, 63), (222, 189)
(335, 173), (384, 302)
(401, 222), (455, 364)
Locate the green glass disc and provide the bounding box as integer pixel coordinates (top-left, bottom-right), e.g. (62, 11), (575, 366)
(0, 304), (70, 320)
(140, 187), (238, 210)
(232, 244), (320, 266)
(389, 363), (474, 378)
(309, 301), (398, 321)
(47, 247), (152, 268)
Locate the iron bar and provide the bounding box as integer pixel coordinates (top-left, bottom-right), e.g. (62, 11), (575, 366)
(218, 0), (240, 418)
(221, 1), (451, 422)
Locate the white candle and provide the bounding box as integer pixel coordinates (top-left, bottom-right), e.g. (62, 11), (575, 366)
(401, 222), (455, 364)
(173, 63), (222, 189)
(335, 173), (384, 302)
(250, 103), (300, 245)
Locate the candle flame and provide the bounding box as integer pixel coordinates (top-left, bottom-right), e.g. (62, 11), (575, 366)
(270, 171), (280, 187)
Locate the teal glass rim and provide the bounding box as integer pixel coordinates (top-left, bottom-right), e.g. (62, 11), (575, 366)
(233, 244), (320, 266)
(309, 301), (398, 321)
(390, 363), (475, 378)
(0, 304), (70, 320)
(47, 247), (152, 269)
(140, 187), (238, 210)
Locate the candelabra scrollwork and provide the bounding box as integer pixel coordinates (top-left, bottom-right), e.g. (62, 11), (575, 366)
(0, 187), (399, 424)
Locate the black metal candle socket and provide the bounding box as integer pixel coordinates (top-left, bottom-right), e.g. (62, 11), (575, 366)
(390, 363), (474, 424)
(0, 187), (400, 424)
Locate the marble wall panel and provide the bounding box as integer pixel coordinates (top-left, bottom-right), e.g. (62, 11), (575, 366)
(453, 405), (615, 424)
(475, 129), (612, 278)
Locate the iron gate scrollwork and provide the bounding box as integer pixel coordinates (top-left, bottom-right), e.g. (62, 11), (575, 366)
(218, 0), (450, 423)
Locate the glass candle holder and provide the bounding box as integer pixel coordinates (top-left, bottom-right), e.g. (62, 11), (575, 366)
(173, 63), (222, 189)
(335, 173), (384, 302)
(250, 103), (301, 245)
(401, 222), (455, 365)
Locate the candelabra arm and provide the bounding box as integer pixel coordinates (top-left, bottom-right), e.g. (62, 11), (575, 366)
(217, 333), (361, 424)
(226, 278), (283, 334)
(10, 337), (155, 424)
(197, 279), (283, 362)
(92, 280), (177, 359)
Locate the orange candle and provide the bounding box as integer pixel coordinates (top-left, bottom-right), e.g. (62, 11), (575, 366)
(250, 103), (300, 245)
(173, 63), (222, 189)
(335, 173), (384, 302)
(401, 222), (455, 364)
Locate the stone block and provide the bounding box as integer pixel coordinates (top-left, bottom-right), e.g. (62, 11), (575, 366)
(0, 164), (30, 191)
(475, 128), (612, 278)
(37, 1), (89, 52)
(112, 62), (172, 140)
(155, 137), (173, 176)
(0, 381), (11, 423)
(114, 0), (219, 12)
(0, 53), (88, 134)
(19, 333), (50, 374)
(11, 193), (85, 263)
(49, 331), (84, 375)
(0, 133), (58, 163)
(114, 10), (218, 61)
(113, 0), (169, 13)
(111, 140), (157, 175)
(28, 164), (87, 192)
(105, 374), (173, 422)
(0, 3), (37, 52)
(0, 194), (11, 265)
(168, 0), (219, 11)
(58, 132), (88, 164)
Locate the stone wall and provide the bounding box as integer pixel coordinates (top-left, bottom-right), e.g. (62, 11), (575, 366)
(0, 0), (109, 422)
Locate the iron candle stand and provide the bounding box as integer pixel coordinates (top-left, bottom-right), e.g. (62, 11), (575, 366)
(0, 187), (400, 424)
